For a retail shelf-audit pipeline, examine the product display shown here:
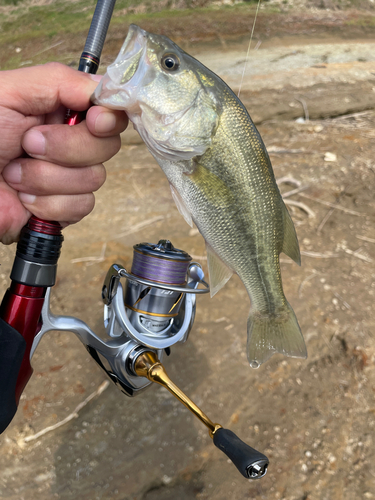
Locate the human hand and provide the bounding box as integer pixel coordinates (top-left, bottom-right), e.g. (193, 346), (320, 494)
(0, 62), (128, 245)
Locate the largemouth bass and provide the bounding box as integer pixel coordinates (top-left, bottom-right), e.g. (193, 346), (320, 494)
(92, 25), (307, 368)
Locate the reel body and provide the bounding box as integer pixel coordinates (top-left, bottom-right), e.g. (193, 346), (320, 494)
(31, 240), (208, 398)
(100, 240), (208, 394)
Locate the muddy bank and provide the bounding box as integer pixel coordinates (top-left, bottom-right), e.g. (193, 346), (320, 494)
(1, 25), (375, 500)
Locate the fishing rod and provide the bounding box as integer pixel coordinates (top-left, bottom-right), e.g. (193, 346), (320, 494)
(0, 0), (116, 435)
(0, 3), (269, 481)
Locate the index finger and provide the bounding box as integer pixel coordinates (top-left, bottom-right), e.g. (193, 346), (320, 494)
(0, 62), (101, 117)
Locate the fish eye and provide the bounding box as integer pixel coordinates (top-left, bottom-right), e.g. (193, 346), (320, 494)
(161, 53), (180, 72)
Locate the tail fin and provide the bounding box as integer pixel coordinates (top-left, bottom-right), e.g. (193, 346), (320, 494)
(247, 302), (307, 368)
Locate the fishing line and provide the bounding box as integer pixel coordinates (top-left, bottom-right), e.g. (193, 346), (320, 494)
(237, 0), (262, 99)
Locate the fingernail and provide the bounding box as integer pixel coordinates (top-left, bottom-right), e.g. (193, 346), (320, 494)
(3, 161), (22, 184)
(95, 111), (116, 134)
(90, 74), (102, 82)
(18, 192), (36, 205)
(22, 130), (46, 156)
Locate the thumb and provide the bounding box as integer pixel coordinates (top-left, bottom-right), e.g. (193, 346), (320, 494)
(0, 63), (102, 117)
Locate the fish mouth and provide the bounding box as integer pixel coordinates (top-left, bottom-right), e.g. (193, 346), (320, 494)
(108, 24), (147, 86)
(92, 25), (147, 108)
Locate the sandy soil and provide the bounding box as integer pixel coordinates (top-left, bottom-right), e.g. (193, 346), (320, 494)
(0, 17), (375, 500)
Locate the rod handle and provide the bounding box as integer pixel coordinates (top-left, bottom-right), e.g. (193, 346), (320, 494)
(213, 428), (269, 479)
(0, 318), (26, 433)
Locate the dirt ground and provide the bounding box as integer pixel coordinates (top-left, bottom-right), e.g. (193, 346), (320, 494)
(1, 11), (375, 500)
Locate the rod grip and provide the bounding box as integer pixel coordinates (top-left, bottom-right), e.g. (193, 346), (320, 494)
(213, 428), (269, 479)
(0, 318), (26, 433)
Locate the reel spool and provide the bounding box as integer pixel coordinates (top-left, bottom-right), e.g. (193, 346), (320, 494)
(124, 240), (193, 336)
(102, 240), (209, 350)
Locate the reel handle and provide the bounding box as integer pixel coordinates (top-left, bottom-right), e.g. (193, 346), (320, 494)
(213, 428), (268, 479)
(132, 350), (269, 480)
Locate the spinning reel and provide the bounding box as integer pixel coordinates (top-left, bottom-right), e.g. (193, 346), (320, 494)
(99, 240), (207, 395)
(0, 220), (268, 480)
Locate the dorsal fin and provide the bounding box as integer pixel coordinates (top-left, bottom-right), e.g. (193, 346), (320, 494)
(282, 204), (301, 265)
(206, 243), (233, 297)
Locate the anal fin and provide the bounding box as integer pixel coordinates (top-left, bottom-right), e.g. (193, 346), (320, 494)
(206, 244), (233, 298)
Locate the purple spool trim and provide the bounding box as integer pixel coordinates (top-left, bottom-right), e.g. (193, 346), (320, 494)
(131, 252), (190, 285)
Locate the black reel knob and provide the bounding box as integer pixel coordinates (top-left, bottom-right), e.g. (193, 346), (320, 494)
(213, 428), (269, 479)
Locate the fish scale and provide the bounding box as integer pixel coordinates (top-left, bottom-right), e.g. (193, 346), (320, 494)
(190, 93), (282, 304)
(92, 24), (307, 368)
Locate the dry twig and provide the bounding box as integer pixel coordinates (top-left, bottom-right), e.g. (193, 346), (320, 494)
(214, 317), (228, 323)
(276, 177), (315, 217)
(277, 176), (301, 187)
(34, 41), (64, 57)
(299, 193), (362, 216)
(114, 215), (164, 239)
(298, 272), (319, 298)
(71, 243), (107, 264)
(332, 111), (372, 121)
(284, 199), (315, 218)
(277, 178), (363, 217)
(268, 148), (312, 155)
(131, 177), (145, 198)
(317, 207), (336, 234)
(344, 248), (373, 263)
(300, 250), (339, 258)
(295, 97), (309, 122)
(281, 185), (310, 199)
(334, 292), (351, 309)
(24, 381), (110, 443)
(356, 235), (375, 244)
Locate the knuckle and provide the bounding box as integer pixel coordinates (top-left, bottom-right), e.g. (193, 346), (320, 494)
(109, 135), (122, 156)
(97, 136), (121, 160)
(71, 194), (95, 221)
(47, 194), (95, 223)
(89, 165), (106, 191)
(118, 111), (129, 130)
(15, 160), (48, 193)
(32, 162), (49, 190)
(43, 62), (66, 75)
(42, 63), (68, 92)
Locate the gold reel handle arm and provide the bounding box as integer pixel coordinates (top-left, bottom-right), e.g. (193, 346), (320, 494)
(133, 351), (269, 479)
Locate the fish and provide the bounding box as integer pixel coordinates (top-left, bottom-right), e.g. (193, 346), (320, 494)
(92, 24), (307, 368)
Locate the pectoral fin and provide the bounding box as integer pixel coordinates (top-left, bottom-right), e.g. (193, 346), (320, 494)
(281, 204), (301, 266)
(169, 183), (193, 227)
(189, 162), (234, 208)
(206, 243), (233, 297)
